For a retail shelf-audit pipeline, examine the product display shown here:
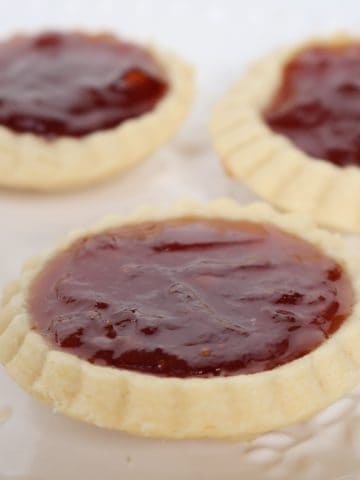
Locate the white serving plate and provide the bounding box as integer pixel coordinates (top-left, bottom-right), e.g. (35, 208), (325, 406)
(0, 1), (359, 478)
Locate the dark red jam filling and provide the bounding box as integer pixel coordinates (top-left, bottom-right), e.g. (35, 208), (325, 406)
(264, 44), (360, 167)
(0, 31), (168, 138)
(28, 219), (353, 378)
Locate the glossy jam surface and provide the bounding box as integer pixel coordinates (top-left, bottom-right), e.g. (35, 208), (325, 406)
(264, 44), (360, 167)
(28, 219), (352, 378)
(0, 32), (168, 138)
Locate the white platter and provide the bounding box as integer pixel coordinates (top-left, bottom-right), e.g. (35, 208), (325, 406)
(0, 1), (359, 478)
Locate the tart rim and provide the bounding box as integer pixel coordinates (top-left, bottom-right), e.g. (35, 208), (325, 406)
(0, 35), (193, 191)
(210, 33), (360, 233)
(1, 198), (360, 440)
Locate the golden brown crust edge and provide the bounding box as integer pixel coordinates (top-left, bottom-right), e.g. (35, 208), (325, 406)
(0, 45), (194, 191)
(1, 198), (360, 440)
(210, 33), (360, 233)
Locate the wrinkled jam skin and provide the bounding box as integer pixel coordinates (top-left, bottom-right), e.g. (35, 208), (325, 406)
(28, 219), (353, 378)
(264, 44), (360, 167)
(0, 32), (168, 138)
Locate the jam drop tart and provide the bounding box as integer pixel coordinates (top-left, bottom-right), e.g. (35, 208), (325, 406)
(211, 34), (360, 233)
(0, 31), (193, 191)
(1, 199), (360, 439)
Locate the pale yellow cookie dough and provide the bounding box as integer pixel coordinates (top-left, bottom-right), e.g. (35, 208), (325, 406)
(1, 198), (360, 439)
(211, 34), (360, 233)
(0, 45), (193, 191)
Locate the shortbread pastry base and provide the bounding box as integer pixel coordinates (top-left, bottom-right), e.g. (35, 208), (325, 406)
(211, 34), (360, 233)
(0, 46), (193, 191)
(1, 198), (360, 439)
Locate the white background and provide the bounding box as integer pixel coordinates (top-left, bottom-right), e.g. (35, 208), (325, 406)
(0, 1), (359, 479)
